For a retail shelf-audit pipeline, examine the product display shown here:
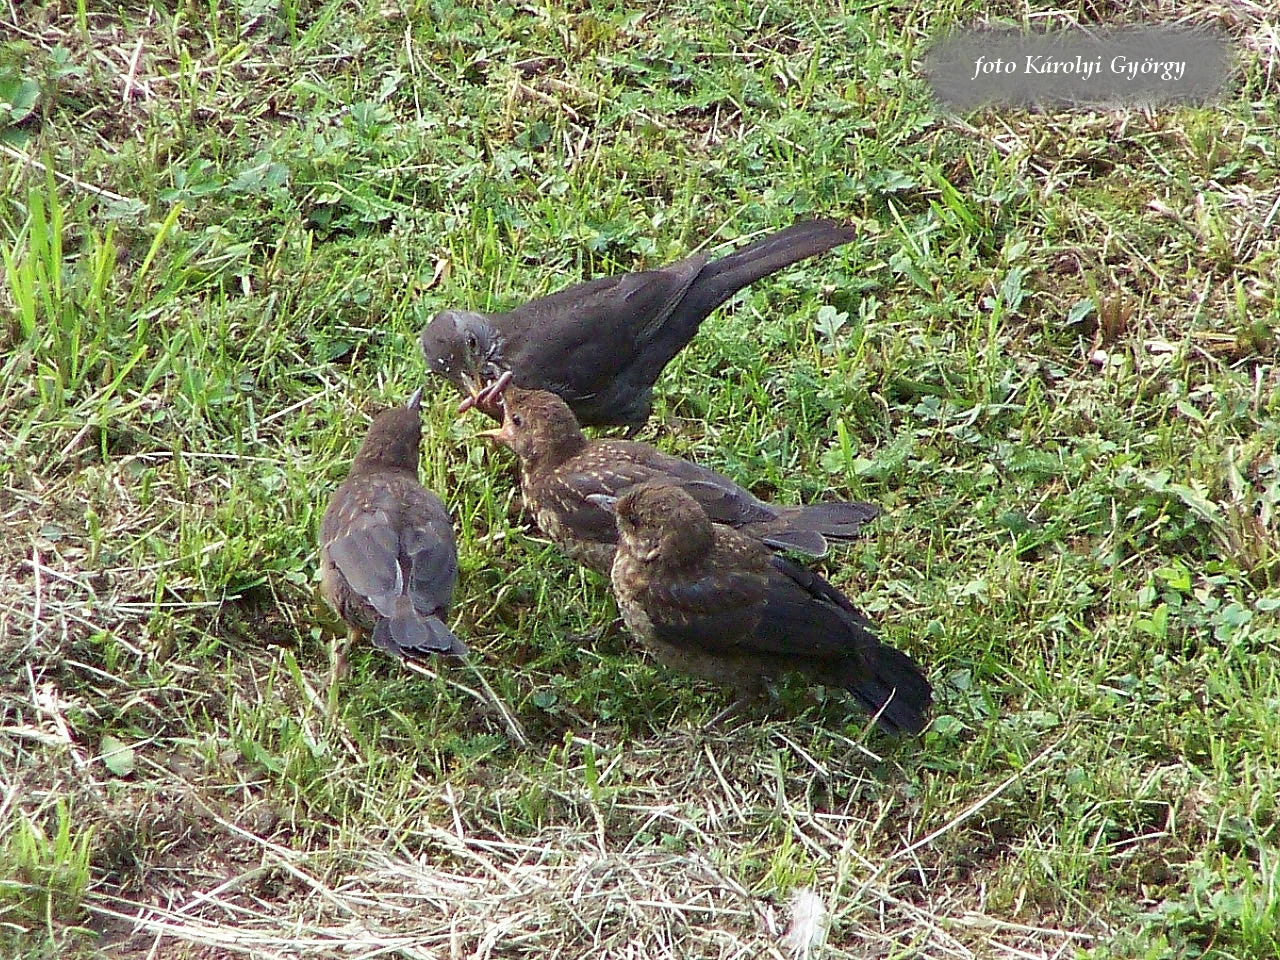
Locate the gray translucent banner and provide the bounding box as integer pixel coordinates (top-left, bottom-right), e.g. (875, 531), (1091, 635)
(923, 27), (1232, 110)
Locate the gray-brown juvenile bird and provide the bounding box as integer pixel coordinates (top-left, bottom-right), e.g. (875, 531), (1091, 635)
(319, 388), (465, 677)
(482, 386), (878, 575)
(421, 219), (856, 428)
(600, 482), (931, 736)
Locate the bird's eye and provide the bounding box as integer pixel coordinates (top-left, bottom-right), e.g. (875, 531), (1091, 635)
(511, 413), (524, 428)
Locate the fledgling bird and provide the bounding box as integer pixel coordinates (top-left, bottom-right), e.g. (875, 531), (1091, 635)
(319, 388), (466, 682)
(421, 219), (857, 428)
(481, 386), (878, 575)
(600, 482), (931, 736)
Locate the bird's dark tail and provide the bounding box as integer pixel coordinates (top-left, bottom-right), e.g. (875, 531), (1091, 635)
(776, 558), (931, 735)
(762, 501), (881, 557)
(374, 599), (468, 658)
(689, 219), (857, 318)
(834, 643), (933, 736)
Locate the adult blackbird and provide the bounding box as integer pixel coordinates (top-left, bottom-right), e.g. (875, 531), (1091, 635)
(421, 219), (857, 428)
(600, 482), (931, 735)
(482, 386), (878, 574)
(320, 388), (465, 677)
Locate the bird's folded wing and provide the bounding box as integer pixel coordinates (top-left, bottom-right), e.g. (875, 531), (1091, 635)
(653, 570), (764, 654)
(668, 474), (776, 527)
(324, 512), (404, 617)
(583, 460), (667, 492)
(405, 526), (459, 613)
(751, 557), (879, 658)
(561, 462), (666, 539)
(589, 440), (773, 527)
(769, 555), (877, 629)
(623, 258), (708, 342)
(503, 260), (700, 340)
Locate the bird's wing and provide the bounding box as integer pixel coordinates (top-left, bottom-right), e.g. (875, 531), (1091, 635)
(640, 531), (770, 654)
(772, 557), (876, 627)
(746, 555), (879, 659)
(400, 503), (459, 615)
(555, 453), (667, 541)
(648, 565), (766, 655)
(505, 258), (708, 342)
(677, 478), (777, 527)
(555, 443), (776, 540)
(498, 261), (708, 400)
(650, 449), (777, 526)
(621, 258), (709, 343)
(577, 441), (777, 528)
(323, 511), (404, 619)
(562, 455), (662, 496)
(761, 557), (931, 735)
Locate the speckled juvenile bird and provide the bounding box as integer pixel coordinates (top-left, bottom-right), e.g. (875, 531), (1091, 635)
(481, 386), (878, 575)
(319, 388), (465, 679)
(599, 482), (931, 736)
(421, 219), (856, 428)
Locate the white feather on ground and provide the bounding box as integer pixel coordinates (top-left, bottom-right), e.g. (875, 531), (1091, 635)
(783, 887), (830, 959)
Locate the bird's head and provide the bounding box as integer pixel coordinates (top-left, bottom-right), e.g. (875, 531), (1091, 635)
(609, 482), (715, 564)
(352, 388), (424, 473)
(480, 386), (587, 466)
(420, 309), (504, 398)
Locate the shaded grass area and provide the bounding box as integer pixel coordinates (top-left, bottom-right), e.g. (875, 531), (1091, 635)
(2, 0), (1278, 957)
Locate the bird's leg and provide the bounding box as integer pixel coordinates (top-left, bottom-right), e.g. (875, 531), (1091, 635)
(762, 678), (785, 711)
(703, 678), (776, 727)
(327, 626), (359, 715)
(703, 696), (751, 728)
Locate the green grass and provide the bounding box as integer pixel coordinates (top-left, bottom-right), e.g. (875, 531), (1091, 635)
(2, 0), (1278, 957)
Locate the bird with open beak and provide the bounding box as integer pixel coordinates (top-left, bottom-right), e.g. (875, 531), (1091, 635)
(319, 388), (466, 689)
(421, 219), (857, 429)
(477, 385), (879, 575)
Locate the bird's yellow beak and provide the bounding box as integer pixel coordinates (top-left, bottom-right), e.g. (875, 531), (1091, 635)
(478, 422), (513, 443)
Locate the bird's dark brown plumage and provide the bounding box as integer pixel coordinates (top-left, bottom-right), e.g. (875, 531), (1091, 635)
(605, 482), (931, 736)
(483, 386), (878, 574)
(319, 391), (465, 665)
(422, 219), (856, 427)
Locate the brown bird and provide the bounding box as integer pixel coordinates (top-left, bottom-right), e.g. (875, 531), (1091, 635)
(319, 388), (465, 681)
(422, 219), (856, 428)
(598, 482), (931, 735)
(481, 386), (878, 574)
